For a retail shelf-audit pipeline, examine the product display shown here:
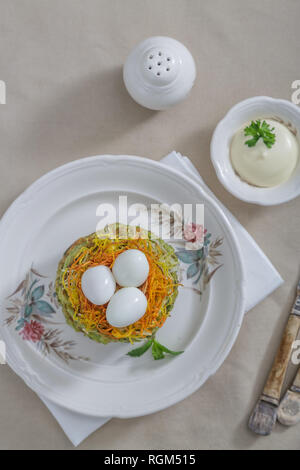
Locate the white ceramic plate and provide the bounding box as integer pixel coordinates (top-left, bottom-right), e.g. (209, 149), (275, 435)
(0, 155), (245, 417)
(211, 96), (300, 205)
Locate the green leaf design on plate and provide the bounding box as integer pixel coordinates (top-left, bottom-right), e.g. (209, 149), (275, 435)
(24, 304), (33, 318)
(187, 262), (199, 279)
(26, 279), (38, 299)
(193, 263), (205, 285)
(204, 234), (211, 246)
(31, 285), (44, 301)
(34, 300), (55, 315)
(176, 248), (203, 264)
(16, 318), (26, 331)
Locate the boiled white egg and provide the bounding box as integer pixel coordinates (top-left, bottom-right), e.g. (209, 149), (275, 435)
(112, 249), (149, 287)
(81, 265), (116, 305)
(106, 287), (147, 328)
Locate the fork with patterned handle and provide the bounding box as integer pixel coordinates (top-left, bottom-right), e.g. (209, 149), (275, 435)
(277, 366), (300, 426)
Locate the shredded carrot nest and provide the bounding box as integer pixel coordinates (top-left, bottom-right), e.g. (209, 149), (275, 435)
(57, 226), (179, 343)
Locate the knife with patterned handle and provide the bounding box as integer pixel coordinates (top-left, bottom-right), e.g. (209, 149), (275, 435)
(248, 278), (300, 435)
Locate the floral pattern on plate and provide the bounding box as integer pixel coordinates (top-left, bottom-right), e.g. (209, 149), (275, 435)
(149, 203), (224, 295)
(5, 268), (89, 363)
(177, 232), (223, 295)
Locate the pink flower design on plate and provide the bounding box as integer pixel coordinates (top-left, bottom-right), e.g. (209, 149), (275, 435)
(21, 320), (44, 343)
(183, 223), (205, 244)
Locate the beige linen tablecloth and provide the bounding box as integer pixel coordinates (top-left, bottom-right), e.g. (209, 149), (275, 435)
(0, 0), (299, 450)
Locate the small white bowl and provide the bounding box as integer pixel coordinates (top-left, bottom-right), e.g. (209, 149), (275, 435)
(210, 96), (300, 205)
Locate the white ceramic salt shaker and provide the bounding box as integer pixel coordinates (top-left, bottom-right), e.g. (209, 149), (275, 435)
(123, 36), (196, 110)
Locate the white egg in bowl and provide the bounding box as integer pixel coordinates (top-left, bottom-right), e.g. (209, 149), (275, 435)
(210, 96), (300, 205)
(112, 249), (149, 287)
(106, 287), (148, 328)
(81, 265), (116, 305)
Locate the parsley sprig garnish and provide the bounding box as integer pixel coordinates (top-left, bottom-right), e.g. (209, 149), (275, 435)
(244, 120), (276, 149)
(127, 336), (183, 360)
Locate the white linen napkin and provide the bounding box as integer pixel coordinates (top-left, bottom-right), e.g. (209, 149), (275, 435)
(39, 151), (283, 446)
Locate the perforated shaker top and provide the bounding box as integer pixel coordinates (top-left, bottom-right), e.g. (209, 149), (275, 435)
(123, 36), (196, 110)
(141, 47), (180, 86)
